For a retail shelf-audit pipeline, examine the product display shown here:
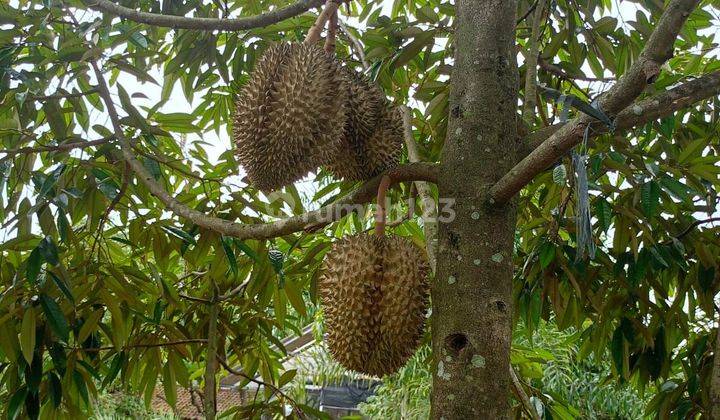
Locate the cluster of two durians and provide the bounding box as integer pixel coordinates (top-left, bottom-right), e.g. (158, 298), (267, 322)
(232, 38), (429, 377)
(233, 42), (403, 192)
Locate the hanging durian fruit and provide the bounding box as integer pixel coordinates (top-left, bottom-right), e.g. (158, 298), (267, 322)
(364, 106), (404, 177)
(326, 68), (404, 182)
(320, 176), (429, 376)
(233, 42), (347, 191)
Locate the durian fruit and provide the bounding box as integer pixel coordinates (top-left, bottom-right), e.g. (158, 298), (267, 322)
(233, 43), (347, 191)
(364, 106), (403, 177)
(320, 234), (429, 376)
(325, 68), (403, 181)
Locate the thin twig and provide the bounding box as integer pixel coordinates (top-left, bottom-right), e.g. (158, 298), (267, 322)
(401, 106), (438, 272)
(539, 57), (616, 82)
(74, 339), (208, 353)
(91, 162), (131, 257)
(339, 21), (368, 69)
(664, 217), (720, 244)
(510, 366), (541, 420)
(0, 136), (114, 164)
(85, 0), (324, 31)
(516, 0), (540, 25)
(31, 88), (99, 101)
(216, 356), (308, 419)
(179, 293), (213, 304)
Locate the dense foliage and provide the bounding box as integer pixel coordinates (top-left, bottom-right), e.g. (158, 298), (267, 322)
(0, 0), (718, 418)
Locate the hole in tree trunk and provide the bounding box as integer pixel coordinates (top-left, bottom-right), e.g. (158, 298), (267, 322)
(444, 333), (469, 356)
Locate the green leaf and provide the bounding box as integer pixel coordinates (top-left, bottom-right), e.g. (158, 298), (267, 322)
(221, 236), (238, 277)
(38, 236), (59, 266)
(538, 242), (555, 269)
(392, 30), (436, 69)
(142, 157), (162, 180)
(162, 362), (177, 408)
(103, 352), (125, 389)
(25, 248), (42, 285)
(48, 271), (74, 303)
(37, 164), (65, 200)
(48, 343), (67, 375)
(296, 403), (332, 420)
(641, 181), (660, 218)
(593, 16), (617, 34)
(235, 240), (260, 262)
(20, 308), (36, 365)
(48, 373), (62, 408)
(611, 327), (626, 377)
(39, 294), (69, 342)
(659, 176), (693, 201)
(129, 31), (149, 49)
(7, 386), (27, 420)
(278, 369), (297, 387)
(43, 100), (67, 139)
(284, 280), (306, 317)
(73, 370), (89, 405)
(594, 199), (613, 232)
(92, 168), (119, 200)
(161, 226), (197, 245)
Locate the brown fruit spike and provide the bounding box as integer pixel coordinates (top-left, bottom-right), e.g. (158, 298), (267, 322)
(326, 68), (403, 182)
(320, 234), (429, 376)
(233, 43), (347, 191)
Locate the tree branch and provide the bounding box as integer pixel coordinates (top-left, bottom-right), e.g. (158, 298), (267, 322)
(339, 21), (368, 69)
(304, 0), (337, 44)
(216, 356), (307, 419)
(84, 0), (324, 31)
(490, 0), (701, 204)
(538, 57), (615, 82)
(510, 366), (540, 420)
(667, 217), (720, 242)
(0, 136), (114, 164)
(75, 338), (208, 352)
(31, 88), (99, 101)
(89, 52), (438, 241)
(323, 7), (337, 53)
(521, 70), (720, 157)
(402, 106), (438, 272)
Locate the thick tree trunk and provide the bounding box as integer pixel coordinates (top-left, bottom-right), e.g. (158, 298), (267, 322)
(430, 1), (519, 418)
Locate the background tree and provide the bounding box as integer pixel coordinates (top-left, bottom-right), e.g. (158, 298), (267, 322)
(0, 0), (719, 418)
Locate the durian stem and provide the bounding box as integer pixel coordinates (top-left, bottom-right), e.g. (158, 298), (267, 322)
(375, 175), (392, 236)
(324, 9), (338, 53)
(304, 0), (338, 45)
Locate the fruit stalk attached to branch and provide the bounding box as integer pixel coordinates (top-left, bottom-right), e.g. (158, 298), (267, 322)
(324, 8), (338, 53)
(304, 0), (339, 44)
(374, 175), (392, 236)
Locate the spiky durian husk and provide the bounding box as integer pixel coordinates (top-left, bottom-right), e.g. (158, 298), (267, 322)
(233, 43), (347, 191)
(364, 106), (404, 177)
(326, 68), (403, 182)
(324, 68), (384, 181)
(320, 234), (429, 377)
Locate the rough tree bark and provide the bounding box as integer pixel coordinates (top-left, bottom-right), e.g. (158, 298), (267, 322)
(430, 0), (519, 418)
